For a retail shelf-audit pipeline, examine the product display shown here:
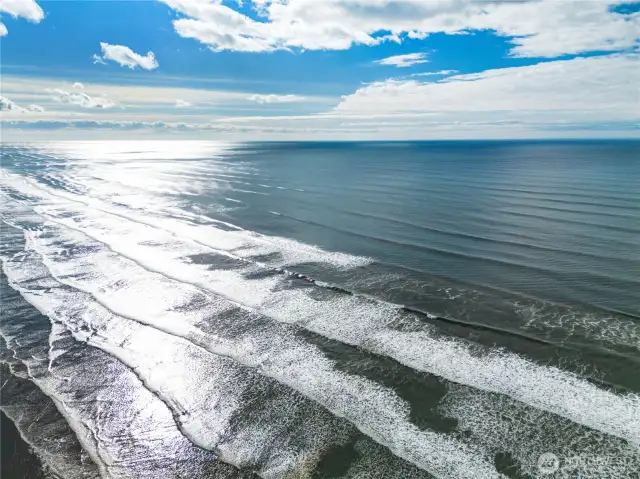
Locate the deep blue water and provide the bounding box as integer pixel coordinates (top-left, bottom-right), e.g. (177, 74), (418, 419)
(1, 140), (639, 479)
(217, 141), (640, 314)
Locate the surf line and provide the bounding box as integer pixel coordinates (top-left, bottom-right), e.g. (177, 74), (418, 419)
(272, 266), (560, 348)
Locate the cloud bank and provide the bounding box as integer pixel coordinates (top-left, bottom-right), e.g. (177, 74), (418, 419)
(334, 54), (640, 125)
(161, 0), (640, 57)
(2, 54), (637, 140)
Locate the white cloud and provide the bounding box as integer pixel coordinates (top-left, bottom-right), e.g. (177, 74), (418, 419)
(47, 88), (119, 109)
(0, 95), (44, 113)
(92, 54), (107, 65)
(26, 104), (45, 112)
(0, 0), (44, 35)
(0, 0), (44, 21)
(160, 0), (640, 57)
(247, 93), (306, 103)
(407, 30), (429, 40)
(94, 42), (159, 70)
(72, 82), (85, 90)
(0, 75), (286, 110)
(175, 99), (193, 108)
(375, 52), (428, 68)
(410, 70), (459, 77)
(334, 54), (640, 124)
(3, 53), (637, 140)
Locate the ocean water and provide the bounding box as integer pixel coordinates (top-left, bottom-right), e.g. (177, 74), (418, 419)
(0, 140), (638, 479)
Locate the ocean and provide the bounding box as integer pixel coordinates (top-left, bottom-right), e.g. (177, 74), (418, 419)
(0, 140), (638, 479)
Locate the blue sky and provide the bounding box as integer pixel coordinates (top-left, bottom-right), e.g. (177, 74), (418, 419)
(1, 0), (639, 140)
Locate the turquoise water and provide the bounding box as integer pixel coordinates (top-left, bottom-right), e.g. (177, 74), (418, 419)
(1, 140), (639, 478)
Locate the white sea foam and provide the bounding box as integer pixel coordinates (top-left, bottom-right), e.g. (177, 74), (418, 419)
(21, 200), (640, 447)
(1, 171), (371, 269)
(515, 301), (640, 350)
(0, 400), (100, 479)
(0, 321), (111, 478)
(440, 384), (640, 478)
(2, 257), (344, 478)
(7, 222), (502, 479)
(3, 168), (640, 464)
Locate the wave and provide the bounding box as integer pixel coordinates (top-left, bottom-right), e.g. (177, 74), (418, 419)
(261, 208), (639, 274)
(251, 184), (640, 254)
(2, 173), (638, 356)
(9, 196), (636, 370)
(8, 224), (639, 478)
(1, 237), (502, 479)
(1, 267), (262, 478)
(0, 363), (102, 479)
(439, 385), (640, 479)
(3, 164), (640, 478)
(4, 185), (640, 449)
(0, 331), (113, 478)
(25, 224), (510, 477)
(0, 171), (371, 270)
(0, 202), (568, 352)
(312, 174), (640, 211)
(42, 215), (640, 443)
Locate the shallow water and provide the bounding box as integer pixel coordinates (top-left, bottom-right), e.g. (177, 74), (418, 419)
(1, 140), (639, 478)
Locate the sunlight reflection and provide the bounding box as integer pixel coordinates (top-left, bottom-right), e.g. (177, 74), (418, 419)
(28, 141), (255, 205)
(34, 141), (237, 161)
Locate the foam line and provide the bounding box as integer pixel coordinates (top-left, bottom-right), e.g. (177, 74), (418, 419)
(440, 384), (640, 478)
(1, 264), (258, 478)
(3, 171), (640, 445)
(0, 330), (111, 478)
(7, 225), (503, 479)
(2, 171), (371, 269)
(24, 202), (640, 447)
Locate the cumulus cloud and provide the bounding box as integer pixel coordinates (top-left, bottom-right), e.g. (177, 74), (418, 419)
(47, 88), (119, 109)
(160, 0), (640, 57)
(334, 54), (640, 124)
(93, 42), (159, 70)
(247, 93), (306, 103)
(0, 95), (45, 113)
(72, 82), (84, 90)
(0, 0), (44, 35)
(175, 99), (193, 108)
(375, 53), (428, 67)
(0, 0), (44, 21)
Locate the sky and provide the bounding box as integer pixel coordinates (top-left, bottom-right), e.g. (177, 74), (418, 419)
(0, 0), (639, 140)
